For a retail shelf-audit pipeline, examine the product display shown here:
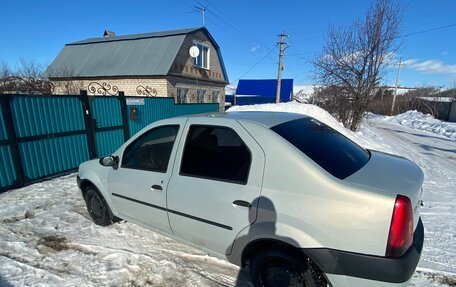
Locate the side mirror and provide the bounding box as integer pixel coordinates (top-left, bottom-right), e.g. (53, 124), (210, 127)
(99, 155), (119, 167)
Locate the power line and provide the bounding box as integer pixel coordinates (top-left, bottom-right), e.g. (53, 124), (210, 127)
(230, 44), (278, 85)
(397, 23), (456, 39)
(196, 0), (271, 51)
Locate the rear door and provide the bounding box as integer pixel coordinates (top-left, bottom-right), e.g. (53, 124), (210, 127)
(167, 118), (265, 256)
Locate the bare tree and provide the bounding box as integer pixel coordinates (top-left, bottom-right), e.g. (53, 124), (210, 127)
(313, 0), (401, 131)
(1, 61), (13, 79)
(313, 85), (353, 127)
(17, 58), (46, 79)
(47, 66), (84, 95)
(0, 59), (54, 95)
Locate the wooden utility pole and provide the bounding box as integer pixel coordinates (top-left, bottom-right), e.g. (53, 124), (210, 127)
(390, 58), (403, 115)
(275, 33), (288, 104)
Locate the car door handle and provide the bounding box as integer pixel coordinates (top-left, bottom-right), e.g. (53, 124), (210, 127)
(151, 185), (163, 191)
(233, 200), (251, 208)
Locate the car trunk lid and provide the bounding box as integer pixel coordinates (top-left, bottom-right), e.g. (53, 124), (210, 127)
(344, 151), (424, 230)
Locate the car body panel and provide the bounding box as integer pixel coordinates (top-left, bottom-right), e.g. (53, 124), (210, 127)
(345, 151), (424, 229)
(107, 117), (187, 234)
(235, 120), (395, 256)
(166, 117), (266, 256)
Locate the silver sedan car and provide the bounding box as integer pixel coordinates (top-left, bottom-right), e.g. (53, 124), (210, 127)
(77, 112), (424, 287)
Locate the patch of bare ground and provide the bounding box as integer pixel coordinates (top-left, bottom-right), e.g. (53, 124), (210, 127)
(416, 271), (456, 287)
(37, 235), (69, 252)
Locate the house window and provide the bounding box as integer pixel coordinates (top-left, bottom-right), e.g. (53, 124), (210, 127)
(197, 89), (206, 103)
(212, 91), (220, 103)
(177, 88), (188, 104)
(193, 43), (210, 69)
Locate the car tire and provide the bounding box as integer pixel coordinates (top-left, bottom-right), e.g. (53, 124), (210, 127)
(84, 187), (112, 226)
(249, 249), (326, 287)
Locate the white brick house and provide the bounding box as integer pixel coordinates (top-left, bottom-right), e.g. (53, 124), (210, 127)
(47, 27), (228, 110)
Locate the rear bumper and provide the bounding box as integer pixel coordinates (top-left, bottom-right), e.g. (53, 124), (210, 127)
(304, 218), (424, 284)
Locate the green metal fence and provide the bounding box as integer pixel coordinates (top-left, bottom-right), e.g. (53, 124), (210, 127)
(0, 92), (219, 192)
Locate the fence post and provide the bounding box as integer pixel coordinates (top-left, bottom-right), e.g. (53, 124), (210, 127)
(0, 95), (26, 189)
(80, 90), (97, 159)
(118, 91), (131, 141)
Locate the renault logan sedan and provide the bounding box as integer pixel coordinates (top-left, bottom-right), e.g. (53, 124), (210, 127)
(77, 112), (424, 287)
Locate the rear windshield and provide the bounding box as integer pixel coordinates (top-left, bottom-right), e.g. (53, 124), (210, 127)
(271, 117), (370, 179)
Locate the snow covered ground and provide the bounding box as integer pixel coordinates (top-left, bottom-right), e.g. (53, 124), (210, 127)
(0, 102), (455, 286)
(368, 110), (456, 139)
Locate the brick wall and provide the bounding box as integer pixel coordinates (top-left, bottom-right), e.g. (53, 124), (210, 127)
(167, 76), (225, 111)
(52, 78), (169, 97)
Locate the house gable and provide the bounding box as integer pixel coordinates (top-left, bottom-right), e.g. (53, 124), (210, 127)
(168, 29), (229, 84)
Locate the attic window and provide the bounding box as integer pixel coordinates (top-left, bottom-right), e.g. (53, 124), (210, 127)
(193, 42), (210, 69)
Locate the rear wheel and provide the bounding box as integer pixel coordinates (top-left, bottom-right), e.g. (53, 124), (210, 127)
(250, 249), (326, 287)
(84, 187), (111, 226)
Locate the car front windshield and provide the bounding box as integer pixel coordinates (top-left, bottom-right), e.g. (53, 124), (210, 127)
(270, 117), (370, 179)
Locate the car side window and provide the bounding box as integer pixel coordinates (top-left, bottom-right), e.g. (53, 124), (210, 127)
(122, 125), (179, 172)
(180, 125), (251, 184)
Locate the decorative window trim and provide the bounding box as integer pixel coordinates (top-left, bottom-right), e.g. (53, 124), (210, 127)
(212, 91), (220, 103)
(197, 89), (206, 103)
(177, 87), (189, 104)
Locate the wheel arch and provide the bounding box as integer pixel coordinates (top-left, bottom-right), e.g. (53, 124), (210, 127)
(77, 170), (119, 221)
(241, 238), (309, 267)
(79, 178), (95, 198)
(242, 238), (331, 286)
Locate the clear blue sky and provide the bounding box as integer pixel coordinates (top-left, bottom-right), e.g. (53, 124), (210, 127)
(1, 0), (455, 88)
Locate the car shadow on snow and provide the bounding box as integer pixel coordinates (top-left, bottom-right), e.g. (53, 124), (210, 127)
(0, 276), (13, 287)
(229, 196), (319, 287)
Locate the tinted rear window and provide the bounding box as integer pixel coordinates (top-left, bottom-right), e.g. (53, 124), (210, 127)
(271, 118), (370, 179)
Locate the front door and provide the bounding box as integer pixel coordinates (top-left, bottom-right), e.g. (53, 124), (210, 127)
(167, 118), (265, 256)
(108, 120), (185, 234)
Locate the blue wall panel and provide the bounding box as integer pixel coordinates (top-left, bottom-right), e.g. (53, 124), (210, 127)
(10, 97), (85, 137)
(0, 146), (16, 187)
(95, 130), (124, 157)
(19, 135), (89, 180)
(91, 97), (122, 128)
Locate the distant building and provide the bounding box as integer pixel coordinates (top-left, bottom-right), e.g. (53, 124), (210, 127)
(47, 27), (228, 109)
(226, 79), (293, 106)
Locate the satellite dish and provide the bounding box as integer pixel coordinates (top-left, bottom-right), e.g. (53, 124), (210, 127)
(189, 46), (200, 58)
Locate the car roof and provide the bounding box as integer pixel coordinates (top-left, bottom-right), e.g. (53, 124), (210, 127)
(183, 111), (309, 128)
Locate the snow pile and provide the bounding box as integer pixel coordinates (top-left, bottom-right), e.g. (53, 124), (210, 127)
(228, 102), (391, 152)
(368, 110), (456, 139)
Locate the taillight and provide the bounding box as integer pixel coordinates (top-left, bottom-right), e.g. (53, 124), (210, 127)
(386, 195), (414, 257)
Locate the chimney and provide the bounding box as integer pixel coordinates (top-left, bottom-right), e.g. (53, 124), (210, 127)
(103, 30), (116, 38)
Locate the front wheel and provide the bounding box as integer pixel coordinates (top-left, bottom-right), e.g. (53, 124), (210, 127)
(84, 187), (112, 226)
(249, 249), (327, 287)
